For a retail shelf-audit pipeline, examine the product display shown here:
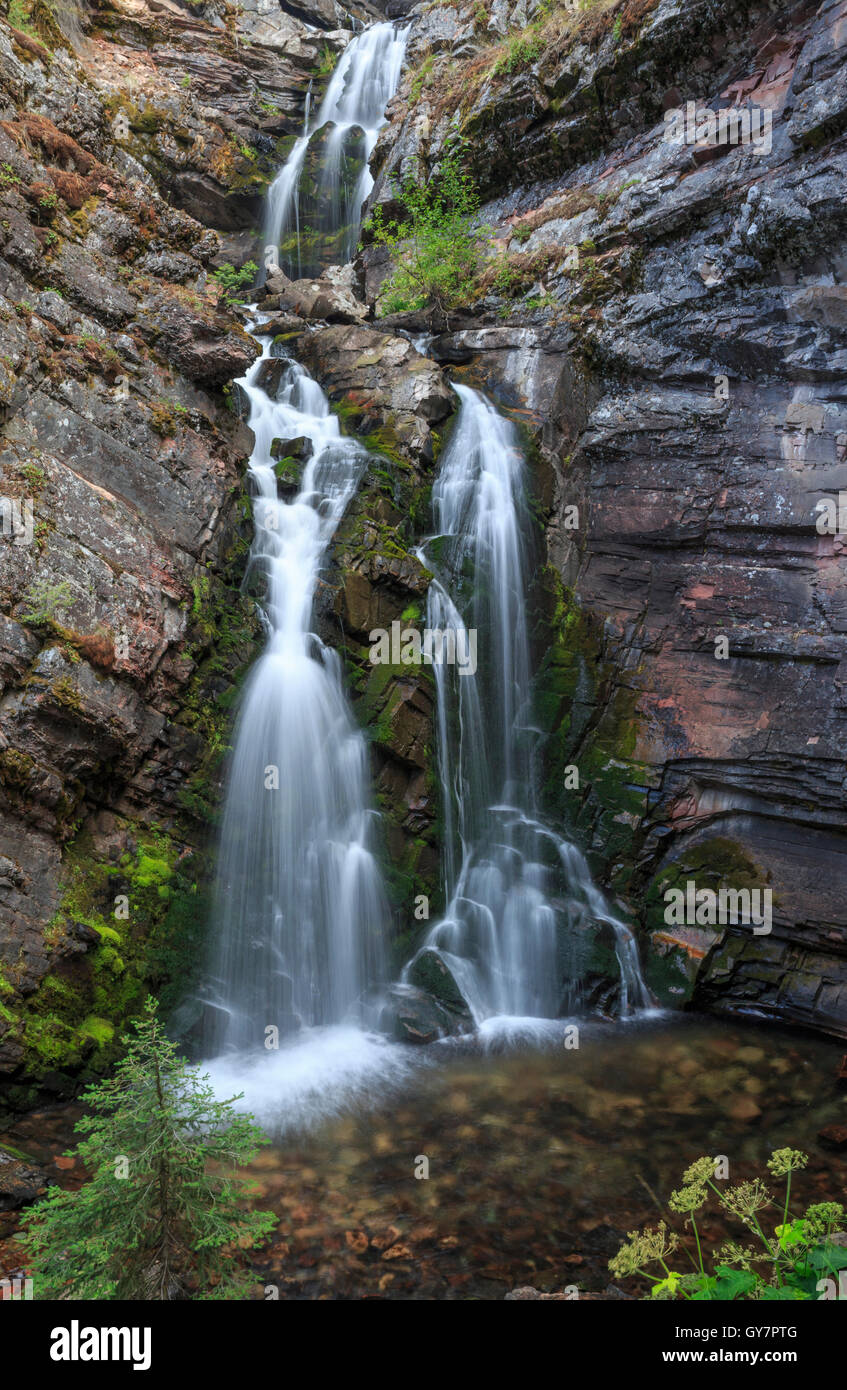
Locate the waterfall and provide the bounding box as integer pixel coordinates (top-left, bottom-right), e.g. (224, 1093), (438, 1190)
(203, 21), (650, 1084)
(203, 20), (411, 1058)
(264, 21), (407, 278)
(203, 329), (389, 1053)
(407, 386), (653, 1023)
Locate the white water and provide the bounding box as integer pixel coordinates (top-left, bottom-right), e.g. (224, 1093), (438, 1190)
(264, 21), (407, 278)
(202, 28), (652, 1131)
(406, 386), (653, 1023)
(203, 1026), (423, 1136)
(203, 323), (389, 1053)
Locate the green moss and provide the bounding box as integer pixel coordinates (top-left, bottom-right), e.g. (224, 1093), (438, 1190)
(643, 839), (770, 938)
(641, 839), (773, 1007)
(174, 543), (260, 825)
(643, 942), (698, 1008)
(534, 566), (651, 892)
(1, 814), (212, 1089)
(0, 746), (38, 789)
(78, 1016), (114, 1046)
(50, 674), (83, 711)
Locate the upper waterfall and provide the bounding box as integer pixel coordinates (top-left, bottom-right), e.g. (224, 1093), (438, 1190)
(264, 21), (408, 279)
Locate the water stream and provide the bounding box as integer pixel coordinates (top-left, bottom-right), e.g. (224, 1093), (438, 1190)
(407, 386), (652, 1023)
(203, 18), (650, 1118)
(264, 21), (407, 278)
(203, 332), (388, 1053)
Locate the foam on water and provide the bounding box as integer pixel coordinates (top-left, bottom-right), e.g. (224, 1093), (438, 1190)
(203, 1028), (425, 1136)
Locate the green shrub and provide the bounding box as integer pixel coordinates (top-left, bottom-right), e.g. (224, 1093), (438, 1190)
(212, 260), (258, 305)
(368, 139), (487, 318)
(20, 577), (72, 626)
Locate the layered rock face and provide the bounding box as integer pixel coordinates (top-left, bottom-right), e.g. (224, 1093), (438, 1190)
(0, 0), (380, 1107)
(362, 0), (847, 1036)
(2, 0), (846, 1113)
(0, 0), (453, 1105)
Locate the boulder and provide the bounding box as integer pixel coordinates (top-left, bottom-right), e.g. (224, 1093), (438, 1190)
(297, 324), (454, 465)
(270, 435), (313, 462)
(265, 268), (292, 297)
(276, 266), (369, 325)
(407, 948), (472, 1019)
(377, 983), (466, 1044)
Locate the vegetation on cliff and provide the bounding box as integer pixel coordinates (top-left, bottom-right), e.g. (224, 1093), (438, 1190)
(367, 138), (486, 317)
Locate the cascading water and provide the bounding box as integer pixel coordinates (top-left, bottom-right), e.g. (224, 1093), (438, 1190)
(203, 20), (650, 1121)
(203, 19), (411, 1066)
(264, 21), (407, 278)
(203, 329), (388, 1054)
(407, 386), (653, 1024)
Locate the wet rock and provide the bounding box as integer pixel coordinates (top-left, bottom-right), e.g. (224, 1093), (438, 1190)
(261, 312), (304, 337)
(271, 435), (313, 463)
(378, 983), (465, 1045)
(0, 1144), (49, 1213)
(297, 324), (454, 465)
(407, 948), (472, 1019)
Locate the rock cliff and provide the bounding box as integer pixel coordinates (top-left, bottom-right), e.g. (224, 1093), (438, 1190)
(363, 0), (847, 1036)
(2, 0), (847, 1113)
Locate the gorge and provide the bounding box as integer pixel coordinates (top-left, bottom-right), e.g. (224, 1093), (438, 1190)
(0, 0), (846, 1306)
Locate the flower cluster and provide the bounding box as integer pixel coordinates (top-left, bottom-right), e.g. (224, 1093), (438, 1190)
(608, 1221), (679, 1279)
(766, 1148), (808, 1178)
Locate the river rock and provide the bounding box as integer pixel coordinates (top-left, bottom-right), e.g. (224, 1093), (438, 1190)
(817, 1125), (847, 1152)
(407, 948), (472, 1020)
(271, 435), (313, 462)
(377, 983), (466, 1045)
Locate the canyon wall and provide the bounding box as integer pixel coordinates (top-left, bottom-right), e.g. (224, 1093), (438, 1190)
(2, 0), (846, 1112)
(362, 0), (847, 1035)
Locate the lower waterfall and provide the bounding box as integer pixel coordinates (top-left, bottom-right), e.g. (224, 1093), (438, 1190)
(406, 385), (652, 1023)
(203, 323), (388, 1054)
(201, 18), (652, 1130)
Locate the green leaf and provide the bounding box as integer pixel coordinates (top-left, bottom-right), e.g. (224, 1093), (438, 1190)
(710, 1266), (759, 1300)
(775, 1219), (808, 1251)
(806, 1243), (847, 1272)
